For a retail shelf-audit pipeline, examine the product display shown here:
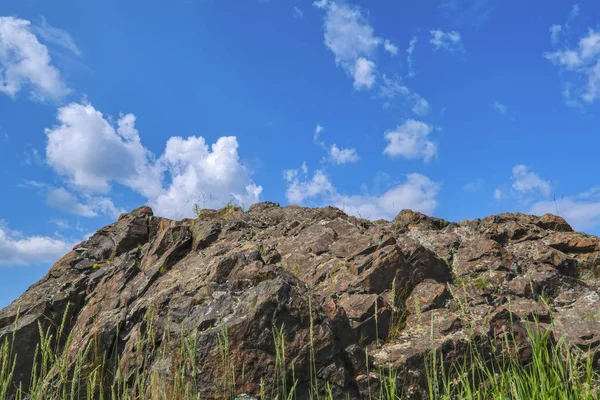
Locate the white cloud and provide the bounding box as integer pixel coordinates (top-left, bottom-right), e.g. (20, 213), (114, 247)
(438, 0), (494, 28)
(151, 135), (262, 218)
(46, 188), (98, 217)
(568, 4), (580, 21)
(429, 29), (463, 53)
(411, 94), (431, 116)
(384, 39), (398, 55)
(312, 124), (359, 165)
(314, 124), (326, 148)
(315, 1), (394, 90)
(492, 101), (507, 114)
(31, 17), (81, 57)
(44, 102), (262, 220)
(284, 166), (440, 220)
(353, 57), (376, 89)
(379, 74), (410, 103)
(333, 173), (440, 220)
(314, 124), (325, 138)
(379, 75), (431, 115)
(293, 7), (304, 18)
(284, 166), (334, 204)
(406, 36), (417, 78)
(0, 221), (72, 265)
(545, 5), (600, 105)
(26, 184), (124, 218)
(383, 119), (437, 162)
(531, 197), (600, 232)
(550, 24), (562, 45)
(329, 144), (359, 164)
(49, 219), (70, 229)
(463, 178), (484, 192)
(0, 16), (70, 100)
(511, 164), (551, 198)
(493, 188), (504, 200)
(45, 103), (156, 194)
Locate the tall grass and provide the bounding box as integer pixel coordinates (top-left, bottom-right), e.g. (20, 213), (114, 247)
(1, 302), (599, 400)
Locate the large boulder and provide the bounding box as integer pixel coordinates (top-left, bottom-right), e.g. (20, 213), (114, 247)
(2, 204), (600, 398)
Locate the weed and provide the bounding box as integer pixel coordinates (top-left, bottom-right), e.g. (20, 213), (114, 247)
(159, 264), (167, 274)
(473, 277), (488, 290)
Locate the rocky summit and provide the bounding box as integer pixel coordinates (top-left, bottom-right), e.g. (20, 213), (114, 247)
(2, 203), (600, 399)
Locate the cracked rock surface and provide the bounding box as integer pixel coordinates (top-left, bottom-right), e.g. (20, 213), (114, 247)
(2, 204), (600, 398)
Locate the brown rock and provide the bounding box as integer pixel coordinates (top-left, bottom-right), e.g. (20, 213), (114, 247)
(2, 205), (600, 399)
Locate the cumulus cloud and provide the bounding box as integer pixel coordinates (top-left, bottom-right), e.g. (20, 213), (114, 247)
(293, 7), (304, 18)
(284, 166), (334, 204)
(151, 135), (262, 218)
(0, 16), (70, 100)
(44, 102), (262, 220)
(284, 166), (441, 220)
(45, 103), (158, 194)
(0, 221), (73, 265)
(429, 29), (463, 53)
(383, 119), (437, 162)
(333, 173), (440, 220)
(510, 164), (551, 198)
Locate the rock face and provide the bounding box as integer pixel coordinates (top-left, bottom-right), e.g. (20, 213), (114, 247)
(1, 204), (600, 398)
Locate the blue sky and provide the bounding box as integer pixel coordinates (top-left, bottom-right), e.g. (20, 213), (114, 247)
(1, 0), (599, 307)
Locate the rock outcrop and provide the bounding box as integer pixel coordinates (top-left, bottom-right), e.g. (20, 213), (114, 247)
(1, 204), (600, 398)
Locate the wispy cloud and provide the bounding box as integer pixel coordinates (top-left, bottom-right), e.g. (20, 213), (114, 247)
(464, 178), (484, 192)
(406, 36), (418, 77)
(544, 5), (600, 106)
(0, 16), (70, 100)
(438, 0), (494, 27)
(31, 17), (82, 57)
(492, 101), (507, 114)
(430, 29), (464, 53)
(312, 124), (359, 164)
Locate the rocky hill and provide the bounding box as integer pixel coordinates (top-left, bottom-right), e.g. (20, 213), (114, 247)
(1, 203), (600, 398)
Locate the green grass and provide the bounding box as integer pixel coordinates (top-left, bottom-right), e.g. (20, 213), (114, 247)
(1, 301), (600, 400)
